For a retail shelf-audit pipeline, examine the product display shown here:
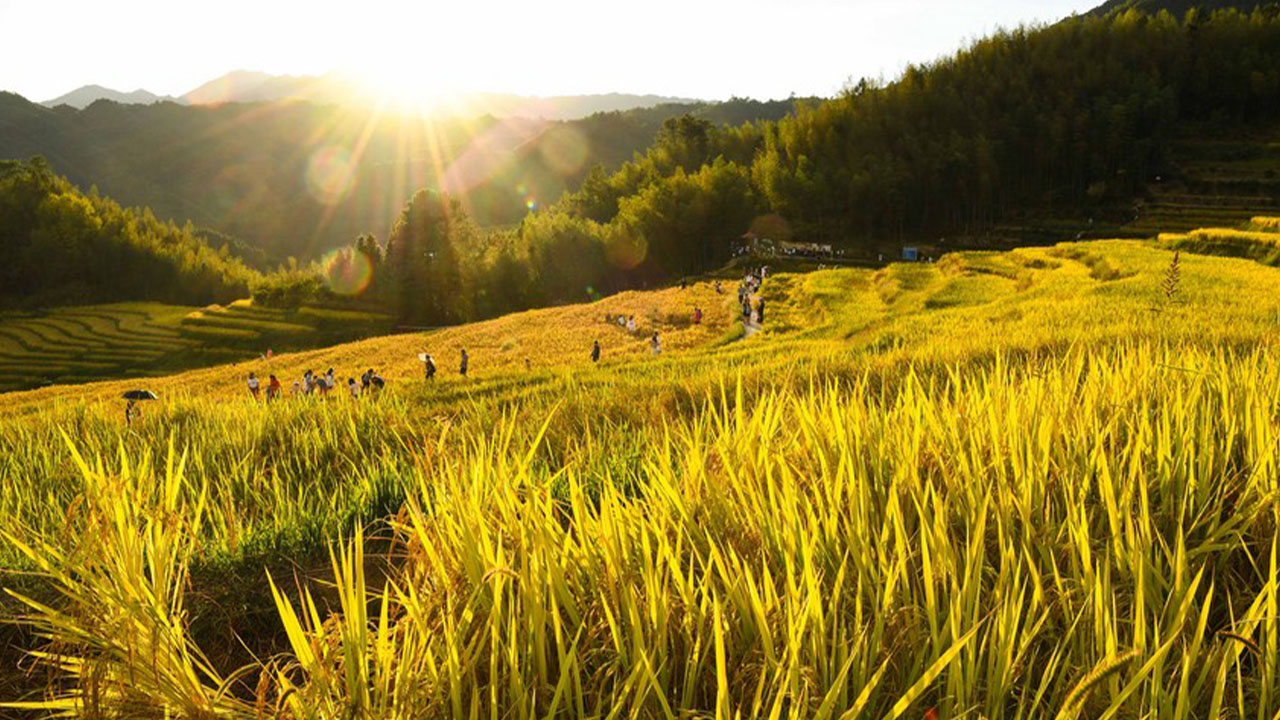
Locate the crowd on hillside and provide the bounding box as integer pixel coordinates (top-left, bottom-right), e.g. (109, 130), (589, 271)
(122, 275), (774, 424)
(225, 274), (765, 411)
(245, 366), (389, 402)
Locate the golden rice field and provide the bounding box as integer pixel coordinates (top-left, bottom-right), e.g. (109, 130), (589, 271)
(1249, 215), (1280, 231)
(4, 240), (1280, 718)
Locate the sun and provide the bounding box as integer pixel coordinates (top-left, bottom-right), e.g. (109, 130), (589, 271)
(346, 65), (455, 113)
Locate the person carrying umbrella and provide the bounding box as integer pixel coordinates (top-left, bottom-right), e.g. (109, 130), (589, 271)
(122, 390), (156, 426)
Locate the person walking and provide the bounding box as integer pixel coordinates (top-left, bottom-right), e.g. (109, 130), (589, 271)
(347, 378), (360, 399)
(247, 372), (260, 400)
(591, 339), (601, 363)
(423, 354), (437, 381)
(460, 349), (469, 377)
(757, 298), (766, 324)
(692, 307), (703, 325)
(267, 374), (281, 401)
(650, 332), (661, 356)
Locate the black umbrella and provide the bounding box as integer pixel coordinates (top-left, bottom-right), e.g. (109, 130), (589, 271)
(122, 390), (157, 401)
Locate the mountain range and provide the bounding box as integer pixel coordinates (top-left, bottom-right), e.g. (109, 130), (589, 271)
(1, 91), (801, 264)
(41, 70), (698, 120)
(41, 84), (186, 109)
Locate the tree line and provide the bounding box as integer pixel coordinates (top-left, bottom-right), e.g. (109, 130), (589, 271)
(0, 158), (255, 308)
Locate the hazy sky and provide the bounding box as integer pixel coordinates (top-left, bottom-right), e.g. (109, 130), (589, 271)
(1, 0), (1097, 102)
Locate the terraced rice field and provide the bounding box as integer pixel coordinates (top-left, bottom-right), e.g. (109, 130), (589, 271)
(9, 240), (1280, 717)
(0, 304), (193, 391)
(1124, 134), (1280, 236)
(0, 300), (390, 393)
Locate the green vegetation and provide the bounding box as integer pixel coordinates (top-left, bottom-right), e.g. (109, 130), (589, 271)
(0, 300), (391, 393)
(2, 240), (1280, 716)
(0, 158), (255, 308)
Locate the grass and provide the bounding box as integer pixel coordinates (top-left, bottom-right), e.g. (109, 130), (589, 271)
(0, 301), (392, 394)
(2, 241), (1280, 716)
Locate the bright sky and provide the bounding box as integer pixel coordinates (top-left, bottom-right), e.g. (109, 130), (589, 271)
(1, 0), (1098, 103)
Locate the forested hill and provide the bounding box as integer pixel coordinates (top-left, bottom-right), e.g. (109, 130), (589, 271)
(1087, 0), (1275, 16)
(0, 158), (254, 308)
(0, 93), (804, 265)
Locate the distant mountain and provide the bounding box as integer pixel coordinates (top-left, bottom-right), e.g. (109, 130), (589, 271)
(41, 84), (184, 109)
(180, 71), (697, 120)
(437, 92), (704, 121)
(1086, 0), (1275, 16)
(181, 71), (355, 105)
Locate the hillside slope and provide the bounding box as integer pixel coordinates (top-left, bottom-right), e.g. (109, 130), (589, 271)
(4, 237), (1274, 414)
(5, 238), (1280, 716)
(1087, 0), (1271, 17)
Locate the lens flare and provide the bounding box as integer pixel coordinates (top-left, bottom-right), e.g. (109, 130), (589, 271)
(306, 147), (356, 205)
(440, 118), (548, 194)
(321, 247), (374, 296)
(538, 125), (589, 176)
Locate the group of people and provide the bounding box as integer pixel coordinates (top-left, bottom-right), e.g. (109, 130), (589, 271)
(244, 347), (479, 404)
(606, 314), (639, 333)
(246, 367), (386, 402)
(419, 348), (469, 380)
(240, 273), (774, 406)
(739, 267), (768, 325)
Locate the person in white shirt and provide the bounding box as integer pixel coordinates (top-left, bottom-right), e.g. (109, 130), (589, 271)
(247, 372), (260, 400)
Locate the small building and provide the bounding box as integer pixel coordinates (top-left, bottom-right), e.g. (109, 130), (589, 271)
(902, 247), (919, 261)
